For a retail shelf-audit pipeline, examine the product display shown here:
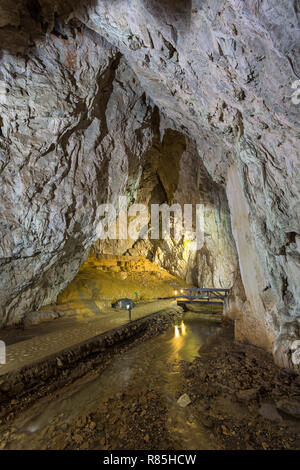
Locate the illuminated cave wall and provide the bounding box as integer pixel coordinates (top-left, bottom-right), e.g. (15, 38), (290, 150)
(93, 129), (238, 290)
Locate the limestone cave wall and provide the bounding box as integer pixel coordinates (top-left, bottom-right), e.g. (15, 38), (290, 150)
(0, 6), (159, 325)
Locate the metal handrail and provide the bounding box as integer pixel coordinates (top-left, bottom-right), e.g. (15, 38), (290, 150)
(174, 287), (230, 305)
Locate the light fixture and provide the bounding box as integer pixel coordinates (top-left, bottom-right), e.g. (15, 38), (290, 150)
(174, 290), (178, 296)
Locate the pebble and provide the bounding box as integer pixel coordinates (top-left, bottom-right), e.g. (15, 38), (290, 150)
(258, 404), (283, 422)
(72, 433), (84, 443)
(276, 399), (300, 419)
(56, 358), (63, 368)
(236, 388), (259, 403)
(80, 442), (89, 450)
(177, 393), (191, 407)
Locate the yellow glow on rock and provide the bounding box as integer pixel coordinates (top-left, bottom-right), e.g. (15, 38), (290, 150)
(183, 238), (192, 261)
(183, 238), (191, 249)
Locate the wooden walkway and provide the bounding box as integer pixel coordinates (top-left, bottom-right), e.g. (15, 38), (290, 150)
(175, 288), (230, 306)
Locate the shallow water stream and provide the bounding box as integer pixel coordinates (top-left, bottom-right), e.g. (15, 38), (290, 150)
(6, 313), (221, 449)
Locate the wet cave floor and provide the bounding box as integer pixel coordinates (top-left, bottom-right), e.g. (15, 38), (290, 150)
(1, 314), (300, 450)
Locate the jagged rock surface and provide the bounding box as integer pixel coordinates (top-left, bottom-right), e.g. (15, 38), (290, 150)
(0, 11), (157, 325)
(94, 133), (237, 288)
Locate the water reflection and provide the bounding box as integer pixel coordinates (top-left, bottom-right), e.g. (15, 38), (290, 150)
(174, 321), (186, 338)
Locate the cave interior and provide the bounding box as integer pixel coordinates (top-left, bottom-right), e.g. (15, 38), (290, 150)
(0, 0), (300, 452)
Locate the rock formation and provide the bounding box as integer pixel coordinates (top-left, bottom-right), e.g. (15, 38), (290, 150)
(0, 0), (299, 371)
(0, 4), (158, 325)
(93, 130), (238, 288)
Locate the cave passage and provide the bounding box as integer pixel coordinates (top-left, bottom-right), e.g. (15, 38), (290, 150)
(0, 0), (300, 453)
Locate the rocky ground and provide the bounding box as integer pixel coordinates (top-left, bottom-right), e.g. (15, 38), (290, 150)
(41, 389), (174, 451)
(60, 324), (300, 451)
(180, 324), (300, 450)
(1, 320), (300, 450)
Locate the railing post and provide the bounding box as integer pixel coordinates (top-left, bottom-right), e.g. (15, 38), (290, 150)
(0, 340), (6, 365)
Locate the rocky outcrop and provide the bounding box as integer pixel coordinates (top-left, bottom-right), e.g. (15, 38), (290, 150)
(94, 131), (238, 289)
(0, 8), (159, 326)
(0, 1), (299, 371)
